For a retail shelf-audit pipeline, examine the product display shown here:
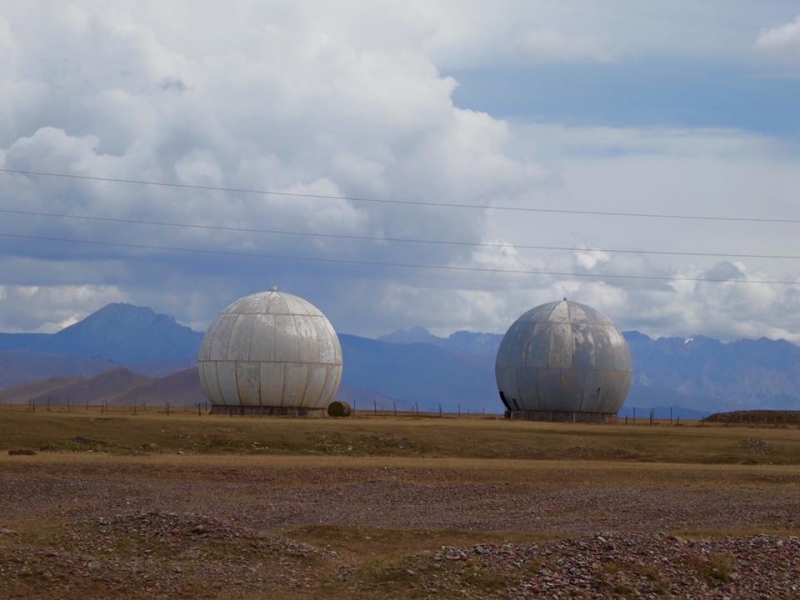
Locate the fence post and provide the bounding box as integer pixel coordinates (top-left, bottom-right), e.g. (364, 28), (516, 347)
(393, 401), (397, 416)
(374, 399), (377, 415)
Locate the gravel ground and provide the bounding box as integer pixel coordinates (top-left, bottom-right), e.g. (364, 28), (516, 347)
(1, 457), (798, 598)
(384, 534), (800, 599)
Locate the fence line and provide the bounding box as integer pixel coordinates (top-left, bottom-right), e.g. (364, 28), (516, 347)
(2, 400), (797, 426)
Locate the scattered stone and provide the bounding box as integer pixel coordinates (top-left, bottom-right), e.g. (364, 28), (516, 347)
(738, 438), (774, 453)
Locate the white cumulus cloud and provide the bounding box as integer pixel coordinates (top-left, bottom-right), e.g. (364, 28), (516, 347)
(0, 1), (798, 346)
(754, 15), (800, 58)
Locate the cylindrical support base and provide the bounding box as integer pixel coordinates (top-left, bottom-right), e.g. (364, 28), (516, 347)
(210, 405), (326, 417)
(506, 410), (617, 423)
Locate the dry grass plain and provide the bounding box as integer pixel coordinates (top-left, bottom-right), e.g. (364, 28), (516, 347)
(1, 407), (799, 598)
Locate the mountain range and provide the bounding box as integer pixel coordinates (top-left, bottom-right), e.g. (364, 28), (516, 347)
(0, 303), (798, 416)
(0, 303), (202, 369)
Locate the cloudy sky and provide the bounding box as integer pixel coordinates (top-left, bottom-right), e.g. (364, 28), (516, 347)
(1, 1), (800, 341)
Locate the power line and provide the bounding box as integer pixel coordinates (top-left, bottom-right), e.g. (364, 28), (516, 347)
(1, 231), (798, 286)
(2, 167), (799, 224)
(1, 206), (799, 261)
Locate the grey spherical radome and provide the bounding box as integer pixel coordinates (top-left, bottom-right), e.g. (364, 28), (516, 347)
(495, 299), (632, 419)
(198, 290), (343, 413)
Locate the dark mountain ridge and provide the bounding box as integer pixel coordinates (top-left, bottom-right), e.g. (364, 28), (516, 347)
(0, 303), (203, 364)
(339, 334), (496, 412)
(379, 326), (800, 412)
(0, 303), (799, 414)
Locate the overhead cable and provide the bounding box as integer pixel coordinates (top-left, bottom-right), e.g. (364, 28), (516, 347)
(2, 167), (799, 224)
(1, 206), (798, 261)
(1, 231), (797, 286)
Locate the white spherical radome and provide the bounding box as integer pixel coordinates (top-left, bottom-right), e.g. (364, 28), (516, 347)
(495, 299), (632, 415)
(198, 290), (343, 410)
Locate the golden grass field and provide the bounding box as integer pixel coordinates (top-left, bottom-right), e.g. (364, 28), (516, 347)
(1, 407), (799, 598)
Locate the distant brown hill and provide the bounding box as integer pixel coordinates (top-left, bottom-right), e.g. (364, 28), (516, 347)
(0, 377), (79, 405)
(0, 351), (116, 389)
(4, 367), (414, 412)
(29, 368), (155, 406)
(115, 368), (204, 407)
